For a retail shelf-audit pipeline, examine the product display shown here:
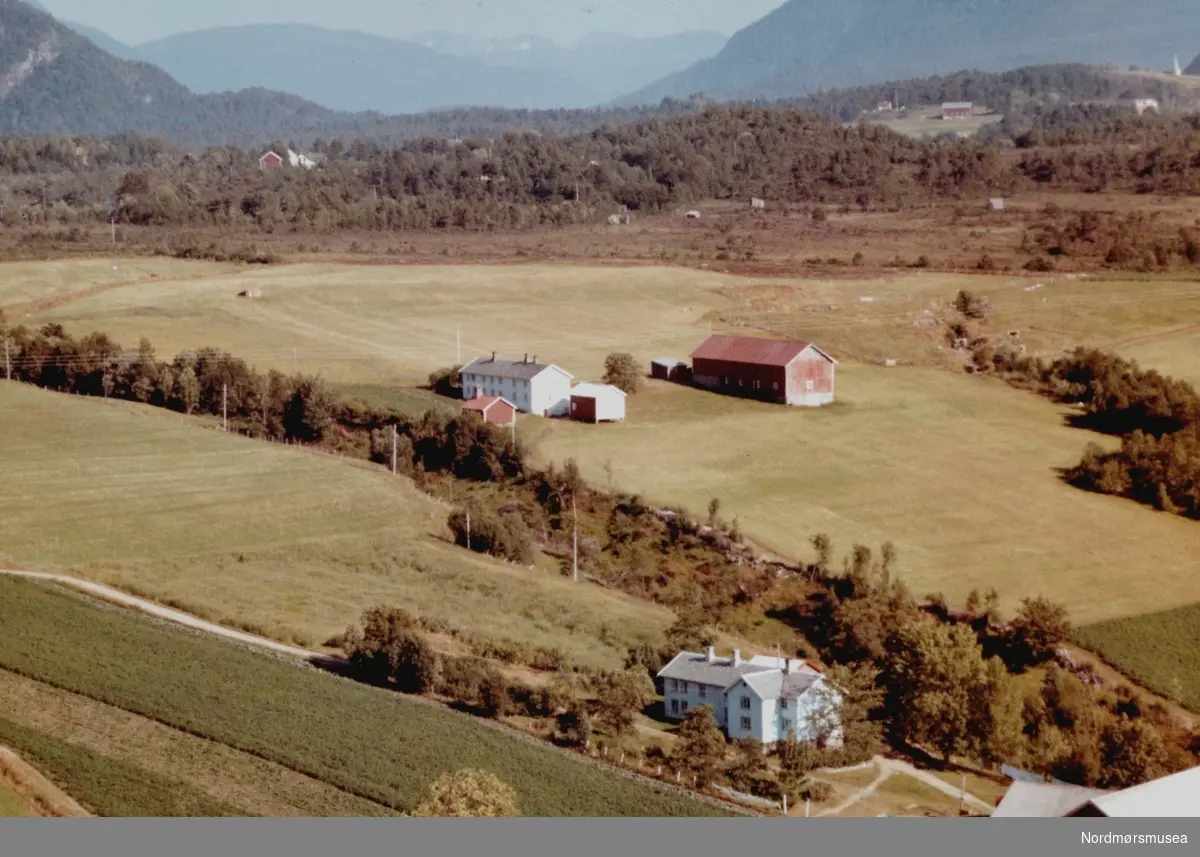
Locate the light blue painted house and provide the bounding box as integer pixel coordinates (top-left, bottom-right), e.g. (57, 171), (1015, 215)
(656, 647), (843, 746)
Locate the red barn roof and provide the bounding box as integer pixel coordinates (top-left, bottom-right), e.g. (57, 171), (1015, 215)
(691, 335), (832, 367)
(462, 395), (514, 415)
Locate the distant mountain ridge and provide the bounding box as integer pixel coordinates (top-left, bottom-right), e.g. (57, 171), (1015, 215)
(134, 24), (603, 113)
(622, 0), (1200, 104)
(409, 30), (727, 104)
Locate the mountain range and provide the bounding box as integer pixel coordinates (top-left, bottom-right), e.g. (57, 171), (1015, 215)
(624, 0), (1200, 103)
(42, 12), (724, 112)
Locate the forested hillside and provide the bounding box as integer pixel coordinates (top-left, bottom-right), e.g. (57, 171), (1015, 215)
(7, 104), (1200, 235)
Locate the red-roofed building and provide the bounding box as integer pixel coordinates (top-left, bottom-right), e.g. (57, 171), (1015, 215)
(461, 393), (516, 426)
(690, 334), (836, 407)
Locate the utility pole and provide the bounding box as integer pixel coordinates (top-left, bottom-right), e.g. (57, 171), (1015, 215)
(292, 348), (298, 373)
(510, 416), (516, 447)
(110, 216), (116, 246)
(572, 495), (579, 583)
(456, 326), (461, 365)
(222, 383), (228, 431)
(466, 509), (471, 552)
(4, 338), (10, 381)
(391, 424), (398, 475)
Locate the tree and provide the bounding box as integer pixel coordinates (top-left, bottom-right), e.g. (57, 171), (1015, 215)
(974, 657), (1026, 768)
(590, 669), (654, 735)
(808, 664), (884, 761)
(886, 621), (991, 762)
(412, 769), (520, 817)
(727, 738), (768, 789)
(1007, 597), (1071, 669)
(707, 497), (721, 527)
(344, 605), (441, 694)
(178, 365), (200, 414)
(672, 705), (727, 787)
(557, 702), (592, 747)
(602, 352), (641, 394)
(664, 610), (715, 653)
(1099, 717), (1168, 788)
(479, 668), (511, 718)
(776, 733), (820, 802)
(283, 376), (336, 442)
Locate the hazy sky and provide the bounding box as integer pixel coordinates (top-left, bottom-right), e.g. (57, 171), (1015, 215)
(37, 0), (788, 46)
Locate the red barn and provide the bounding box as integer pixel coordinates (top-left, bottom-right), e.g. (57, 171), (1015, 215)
(258, 151), (284, 169)
(690, 335), (836, 407)
(941, 102), (973, 121)
(461, 394), (516, 426)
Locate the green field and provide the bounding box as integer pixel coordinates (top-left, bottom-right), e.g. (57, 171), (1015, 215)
(0, 576), (730, 817)
(1074, 605), (1200, 711)
(0, 382), (673, 667)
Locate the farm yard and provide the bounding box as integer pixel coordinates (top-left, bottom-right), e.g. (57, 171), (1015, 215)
(9, 258), (1200, 677)
(0, 576), (729, 817)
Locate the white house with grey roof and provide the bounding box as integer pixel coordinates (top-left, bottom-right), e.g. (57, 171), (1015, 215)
(460, 353), (573, 417)
(657, 648), (842, 746)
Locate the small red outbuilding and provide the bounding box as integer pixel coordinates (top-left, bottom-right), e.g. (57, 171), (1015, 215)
(461, 394), (516, 426)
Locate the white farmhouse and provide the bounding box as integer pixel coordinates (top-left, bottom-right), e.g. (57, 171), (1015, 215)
(461, 353), (573, 417)
(657, 648), (842, 746)
(569, 382), (626, 423)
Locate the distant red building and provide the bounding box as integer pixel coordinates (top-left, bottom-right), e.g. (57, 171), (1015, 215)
(258, 151), (284, 169)
(690, 335), (836, 407)
(941, 102), (973, 121)
(461, 393), (516, 426)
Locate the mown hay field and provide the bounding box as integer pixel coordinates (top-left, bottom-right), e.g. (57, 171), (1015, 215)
(1074, 605), (1200, 712)
(0, 382), (673, 668)
(0, 577), (731, 817)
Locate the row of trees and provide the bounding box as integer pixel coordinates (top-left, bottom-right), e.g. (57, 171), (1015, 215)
(0, 318), (524, 483)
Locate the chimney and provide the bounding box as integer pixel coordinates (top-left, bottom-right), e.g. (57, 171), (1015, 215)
(783, 658), (791, 675)
(532, 355), (538, 364)
(524, 353), (528, 363)
(491, 351), (496, 362)
(732, 649), (741, 667)
(706, 646), (715, 663)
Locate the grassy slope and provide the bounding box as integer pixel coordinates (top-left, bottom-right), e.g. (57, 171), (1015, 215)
(0, 382), (673, 667)
(1074, 605), (1200, 711)
(0, 576), (729, 817)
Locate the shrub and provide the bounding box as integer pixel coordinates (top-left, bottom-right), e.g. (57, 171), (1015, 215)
(428, 366), (463, 398)
(448, 503), (534, 564)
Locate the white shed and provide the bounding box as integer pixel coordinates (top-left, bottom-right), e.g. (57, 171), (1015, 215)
(569, 382), (627, 423)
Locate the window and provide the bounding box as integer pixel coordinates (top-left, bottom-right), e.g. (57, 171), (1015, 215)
(781, 719), (792, 734)
(753, 381), (760, 390)
(780, 699), (788, 711)
(698, 685), (707, 699)
(740, 716), (752, 731)
(682, 701), (690, 712)
(740, 697), (751, 710)
(773, 382), (779, 391)
(671, 699), (679, 715)
(806, 380), (815, 392)
(738, 378), (744, 387)
(723, 377), (729, 386)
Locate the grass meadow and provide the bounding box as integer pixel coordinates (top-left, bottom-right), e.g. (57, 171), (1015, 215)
(9, 258), (1200, 698)
(0, 782), (38, 818)
(0, 576), (731, 817)
(0, 382), (674, 668)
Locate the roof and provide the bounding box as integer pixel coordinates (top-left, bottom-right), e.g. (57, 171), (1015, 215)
(651, 357), (687, 367)
(741, 670), (821, 701)
(461, 356), (572, 382)
(992, 782), (1108, 817)
(942, 102), (973, 110)
(1083, 766), (1200, 817)
(657, 651), (822, 698)
(657, 651), (776, 690)
(571, 382), (627, 399)
(462, 395), (515, 414)
(690, 334), (835, 367)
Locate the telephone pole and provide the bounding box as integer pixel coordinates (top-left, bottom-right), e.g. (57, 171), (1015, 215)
(4, 338), (10, 381)
(292, 348), (298, 373)
(391, 424), (398, 475)
(466, 509), (471, 552)
(222, 383), (228, 431)
(456, 326), (461, 364)
(572, 495), (579, 583)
